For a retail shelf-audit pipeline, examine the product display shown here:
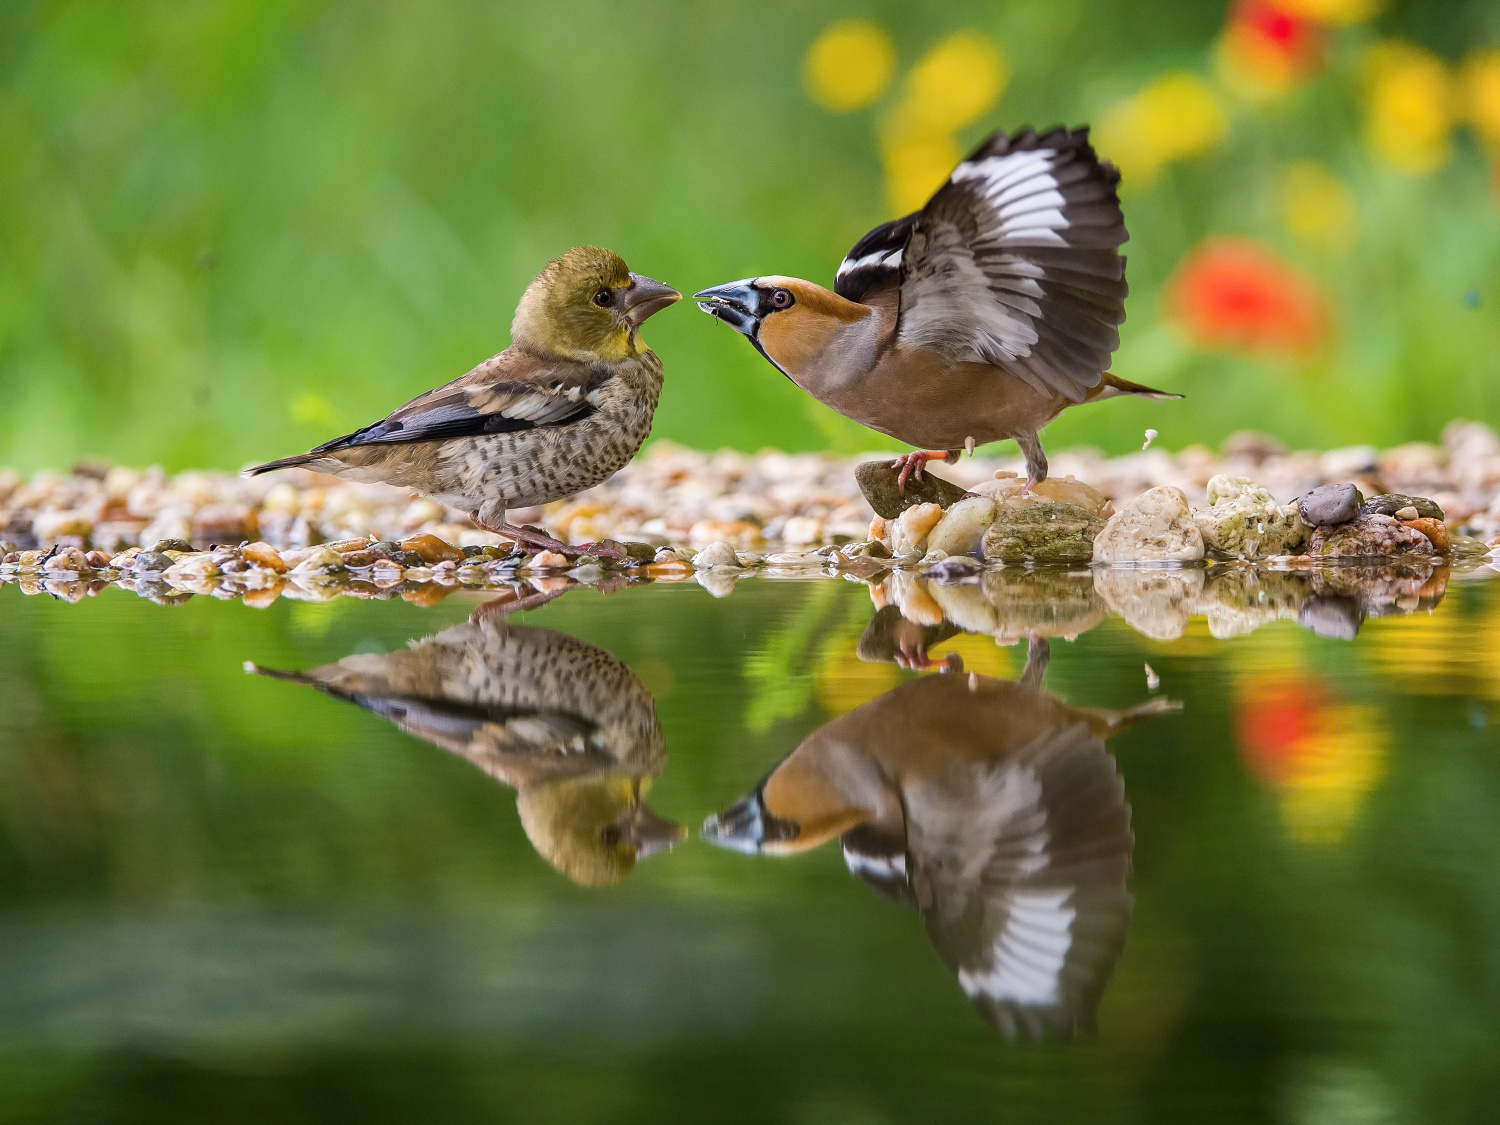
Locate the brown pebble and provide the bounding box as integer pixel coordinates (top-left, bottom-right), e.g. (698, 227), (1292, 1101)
(398, 533), (465, 564)
(402, 583), (455, 607)
(84, 550), (111, 569)
(1402, 517), (1449, 552)
(340, 549), (379, 568)
(241, 542), (288, 572)
(645, 561), (692, 579)
(241, 582), (284, 609)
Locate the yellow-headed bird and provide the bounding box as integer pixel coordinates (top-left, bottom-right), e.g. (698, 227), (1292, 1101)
(695, 127), (1179, 492)
(247, 611), (684, 887)
(702, 637), (1178, 1038)
(248, 246), (679, 558)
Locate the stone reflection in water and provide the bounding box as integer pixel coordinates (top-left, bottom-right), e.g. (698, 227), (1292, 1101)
(876, 559), (1454, 646)
(703, 637), (1178, 1039)
(246, 600), (685, 886)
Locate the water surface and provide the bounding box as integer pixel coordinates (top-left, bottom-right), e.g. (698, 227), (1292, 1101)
(1, 569), (1498, 1123)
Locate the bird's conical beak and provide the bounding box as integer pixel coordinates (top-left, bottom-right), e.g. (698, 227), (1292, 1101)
(622, 273), (681, 327)
(700, 786), (799, 854)
(626, 802), (688, 860)
(692, 280), (761, 336)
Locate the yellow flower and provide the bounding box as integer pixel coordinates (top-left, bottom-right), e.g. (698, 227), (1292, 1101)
(1364, 41), (1455, 173)
(894, 32), (1007, 137)
(1278, 160), (1359, 250)
(1461, 48), (1500, 145)
(815, 633), (902, 718)
(1275, 0), (1381, 25)
(1276, 705), (1387, 845)
(805, 20), (895, 113)
(881, 133), (962, 214)
(1095, 73), (1229, 187)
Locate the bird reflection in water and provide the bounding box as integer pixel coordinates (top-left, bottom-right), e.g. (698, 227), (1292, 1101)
(247, 596), (684, 886)
(703, 632), (1178, 1038)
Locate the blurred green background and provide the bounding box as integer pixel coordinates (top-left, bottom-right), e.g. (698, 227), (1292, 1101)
(1, 0), (1499, 475)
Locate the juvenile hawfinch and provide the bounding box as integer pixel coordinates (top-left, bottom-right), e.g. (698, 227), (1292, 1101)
(248, 246), (679, 558)
(247, 610), (685, 887)
(696, 126), (1179, 491)
(702, 637), (1179, 1038)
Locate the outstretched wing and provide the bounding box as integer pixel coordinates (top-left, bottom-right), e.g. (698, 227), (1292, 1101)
(312, 349), (605, 452)
(906, 721), (1134, 1039)
(893, 126), (1129, 402)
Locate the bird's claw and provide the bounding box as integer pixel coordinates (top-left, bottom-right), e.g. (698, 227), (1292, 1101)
(893, 451), (944, 492)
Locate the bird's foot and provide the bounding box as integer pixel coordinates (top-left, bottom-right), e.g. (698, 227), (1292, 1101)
(891, 450), (956, 493)
(894, 641), (963, 673)
(493, 523), (624, 562)
(1021, 473), (1041, 496)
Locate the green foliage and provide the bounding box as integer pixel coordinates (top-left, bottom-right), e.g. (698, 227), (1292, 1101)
(0, 2), (1498, 472)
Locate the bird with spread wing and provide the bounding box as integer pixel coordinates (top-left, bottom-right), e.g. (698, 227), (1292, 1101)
(247, 246), (679, 558)
(701, 637), (1178, 1038)
(695, 126), (1179, 492)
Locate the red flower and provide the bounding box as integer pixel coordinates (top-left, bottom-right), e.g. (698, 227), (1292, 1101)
(1166, 237), (1331, 355)
(1222, 0), (1325, 90)
(1235, 674), (1335, 783)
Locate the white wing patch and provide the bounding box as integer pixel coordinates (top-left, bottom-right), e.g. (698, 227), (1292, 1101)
(835, 246), (903, 282)
(958, 888), (1076, 1007)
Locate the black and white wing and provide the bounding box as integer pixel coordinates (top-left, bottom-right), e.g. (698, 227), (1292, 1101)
(906, 721), (1134, 1039)
(892, 125), (1129, 401)
(834, 214), (916, 305)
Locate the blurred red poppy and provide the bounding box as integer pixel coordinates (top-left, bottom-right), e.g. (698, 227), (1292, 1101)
(1166, 237), (1331, 355)
(1221, 0), (1325, 91)
(1235, 674), (1334, 783)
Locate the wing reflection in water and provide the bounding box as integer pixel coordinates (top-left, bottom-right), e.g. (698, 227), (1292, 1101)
(247, 600), (685, 886)
(704, 635), (1178, 1039)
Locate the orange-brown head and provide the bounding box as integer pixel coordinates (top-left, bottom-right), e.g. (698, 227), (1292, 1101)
(694, 276), (874, 383)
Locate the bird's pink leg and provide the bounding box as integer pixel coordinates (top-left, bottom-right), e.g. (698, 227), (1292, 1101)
(1015, 432), (1048, 496)
(476, 516), (625, 563)
(891, 450), (960, 493)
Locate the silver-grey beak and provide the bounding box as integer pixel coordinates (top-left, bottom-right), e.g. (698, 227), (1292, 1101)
(626, 802), (688, 860)
(622, 273), (681, 327)
(692, 279), (761, 336)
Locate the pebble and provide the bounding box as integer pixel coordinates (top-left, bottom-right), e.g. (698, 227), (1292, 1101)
(1296, 483), (1362, 526)
(1309, 513), (1436, 558)
(890, 503), (944, 556)
(1092, 486), (1205, 565)
(692, 540), (740, 570)
(529, 550), (570, 570)
(982, 499), (1104, 565)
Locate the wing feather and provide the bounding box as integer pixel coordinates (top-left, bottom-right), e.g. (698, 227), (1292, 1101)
(311, 349), (603, 452)
(895, 125), (1129, 402)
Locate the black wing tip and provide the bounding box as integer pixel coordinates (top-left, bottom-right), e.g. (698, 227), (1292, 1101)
(965, 123), (1119, 185)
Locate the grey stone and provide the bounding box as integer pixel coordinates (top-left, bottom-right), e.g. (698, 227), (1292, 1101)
(1092, 486), (1205, 565)
(131, 550), (175, 573)
(1361, 493), (1443, 520)
(855, 460), (969, 519)
(1296, 483), (1363, 526)
(1309, 513), (1435, 558)
(982, 500), (1104, 565)
(1298, 596), (1363, 640)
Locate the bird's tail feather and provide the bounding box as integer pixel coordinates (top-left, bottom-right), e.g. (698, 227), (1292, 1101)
(1112, 696), (1183, 732)
(243, 662), (318, 684)
(1089, 372), (1183, 402)
(243, 453), (322, 477)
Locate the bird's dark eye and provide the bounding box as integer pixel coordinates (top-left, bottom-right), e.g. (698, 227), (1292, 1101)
(593, 288), (612, 307)
(771, 288), (793, 309)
